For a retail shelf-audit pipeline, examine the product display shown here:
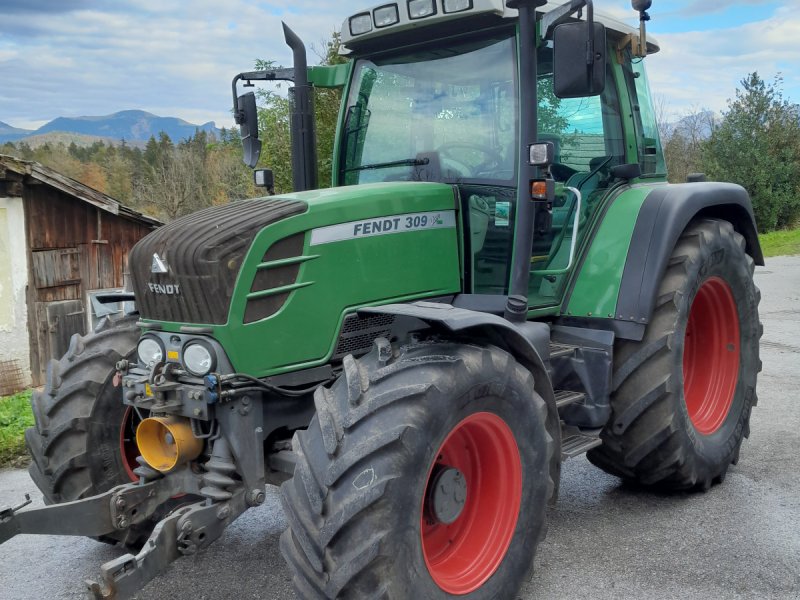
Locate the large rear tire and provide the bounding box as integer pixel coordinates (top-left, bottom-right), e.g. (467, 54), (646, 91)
(588, 218), (762, 490)
(25, 315), (150, 547)
(280, 339), (555, 599)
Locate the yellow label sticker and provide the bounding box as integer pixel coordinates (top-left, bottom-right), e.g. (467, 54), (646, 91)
(167, 350), (180, 361)
(145, 383), (153, 397)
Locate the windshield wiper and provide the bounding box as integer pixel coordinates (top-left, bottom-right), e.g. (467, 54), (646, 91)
(344, 157), (430, 173)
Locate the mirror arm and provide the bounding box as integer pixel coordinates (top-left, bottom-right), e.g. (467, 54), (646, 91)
(541, 0), (593, 42)
(231, 69), (296, 124)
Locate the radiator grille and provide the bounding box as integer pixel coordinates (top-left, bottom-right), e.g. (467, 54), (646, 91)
(333, 313), (395, 360)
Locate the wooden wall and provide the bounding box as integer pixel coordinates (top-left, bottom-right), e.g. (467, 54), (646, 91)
(24, 184), (155, 385)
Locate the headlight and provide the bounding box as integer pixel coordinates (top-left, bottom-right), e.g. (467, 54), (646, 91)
(183, 342), (216, 377)
(349, 13), (373, 35)
(374, 4), (399, 27)
(443, 0), (472, 13)
(137, 337), (164, 366)
(408, 0), (436, 19)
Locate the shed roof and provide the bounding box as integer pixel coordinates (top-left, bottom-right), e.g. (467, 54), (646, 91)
(0, 154), (162, 227)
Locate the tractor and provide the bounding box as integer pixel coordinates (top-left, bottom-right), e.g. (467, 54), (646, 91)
(0, 1), (762, 598)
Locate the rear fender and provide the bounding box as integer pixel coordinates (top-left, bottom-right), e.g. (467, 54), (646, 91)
(616, 182), (764, 328)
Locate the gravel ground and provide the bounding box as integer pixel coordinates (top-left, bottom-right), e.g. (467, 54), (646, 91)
(0, 257), (798, 600)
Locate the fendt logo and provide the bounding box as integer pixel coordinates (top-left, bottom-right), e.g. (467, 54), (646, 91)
(148, 282), (181, 296)
(151, 253), (169, 274)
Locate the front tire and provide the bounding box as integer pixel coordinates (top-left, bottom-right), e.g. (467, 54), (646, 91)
(280, 339), (555, 599)
(25, 315), (149, 547)
(588, 218), (762, 490)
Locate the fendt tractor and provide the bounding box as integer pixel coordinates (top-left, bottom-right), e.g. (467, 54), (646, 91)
(0, 1), (763, 598)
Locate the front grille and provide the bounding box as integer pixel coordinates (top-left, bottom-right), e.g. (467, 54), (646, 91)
(333, 313), (395, 360)
(129, 198), (307, 325)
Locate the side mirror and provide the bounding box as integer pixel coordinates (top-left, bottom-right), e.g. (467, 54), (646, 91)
(553, 22), (607, 99)
(254, 168), (275, 195)
(236, 92), (262, 168)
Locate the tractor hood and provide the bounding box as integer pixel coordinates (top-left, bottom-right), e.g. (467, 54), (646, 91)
(129, 198), (308, 325)
(130, 182), (462, 376)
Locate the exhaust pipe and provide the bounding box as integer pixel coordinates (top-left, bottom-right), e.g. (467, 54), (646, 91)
(136, 417), (203, 473)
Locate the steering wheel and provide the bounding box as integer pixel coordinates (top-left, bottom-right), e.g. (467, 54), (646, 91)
(436, 142), (505, 177)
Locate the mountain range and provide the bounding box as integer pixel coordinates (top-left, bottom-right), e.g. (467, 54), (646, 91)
(0, 110), (220, 145)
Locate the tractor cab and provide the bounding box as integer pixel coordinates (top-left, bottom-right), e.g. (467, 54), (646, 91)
(333, 2), (665, 312)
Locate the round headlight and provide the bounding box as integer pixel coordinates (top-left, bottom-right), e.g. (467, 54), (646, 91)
(183, 343), (215, 377)
(137, 337), (164, 366)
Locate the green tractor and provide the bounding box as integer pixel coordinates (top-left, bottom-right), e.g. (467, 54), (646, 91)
(1, 1), (762, 598)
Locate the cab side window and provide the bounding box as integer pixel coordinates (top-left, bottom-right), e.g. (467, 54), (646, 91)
(622, 56), (666, 176)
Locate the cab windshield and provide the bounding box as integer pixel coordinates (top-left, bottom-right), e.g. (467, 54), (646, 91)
(339, 33), (518, 185)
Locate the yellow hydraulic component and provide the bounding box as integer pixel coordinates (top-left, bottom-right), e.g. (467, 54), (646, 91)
(136, 416), (203, 472)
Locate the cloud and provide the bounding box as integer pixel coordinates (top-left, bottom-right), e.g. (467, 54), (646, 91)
(0, 0), (364, 129)
(1, 0), (799, 135)
(1, 0), (93, 15)
(645, 5), (800, 119)
(678, 0), (790, 16)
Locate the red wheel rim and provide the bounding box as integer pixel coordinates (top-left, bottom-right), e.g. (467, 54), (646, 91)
(120, 407), (142, 482)
(421, 412), (522, 595)
(683, 277), (741, 435)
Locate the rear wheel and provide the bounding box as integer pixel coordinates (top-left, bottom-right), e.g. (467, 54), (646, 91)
(25, 315), (153, 547)
(280, 339), (555, 599)
(588, 219), (762, 490)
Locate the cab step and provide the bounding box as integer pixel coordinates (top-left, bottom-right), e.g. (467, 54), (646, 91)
(549, 342), (579, 360)
(554, 389), (585, 409)
(560, 425), (602, 460)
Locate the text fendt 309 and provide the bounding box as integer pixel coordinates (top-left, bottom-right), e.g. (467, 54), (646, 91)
(0, 1), (763, 598)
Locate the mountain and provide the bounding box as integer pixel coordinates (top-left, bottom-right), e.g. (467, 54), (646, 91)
(0, 121), (33, 143)
(0, 110), (220, 144)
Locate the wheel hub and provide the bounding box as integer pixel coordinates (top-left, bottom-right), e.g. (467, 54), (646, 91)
(427, 466), (467, 525)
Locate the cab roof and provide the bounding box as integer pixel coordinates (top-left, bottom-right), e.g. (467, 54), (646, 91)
(341, 1), (660, 55)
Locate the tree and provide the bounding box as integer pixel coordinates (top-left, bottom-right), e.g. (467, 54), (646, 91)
(662, 107), (715, 185)
(702, 73), (800, 231)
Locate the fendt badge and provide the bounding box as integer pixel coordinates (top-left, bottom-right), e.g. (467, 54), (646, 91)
(151, 253), (169, 274)
(148, 282), (181, 295)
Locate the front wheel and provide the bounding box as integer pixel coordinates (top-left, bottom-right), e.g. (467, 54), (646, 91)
(25, 315), (152, 547)
(588, 218), (762, 490)
(280, 340), (555, 599)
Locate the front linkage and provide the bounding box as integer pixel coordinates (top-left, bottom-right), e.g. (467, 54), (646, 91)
(0, 358), (272, 599)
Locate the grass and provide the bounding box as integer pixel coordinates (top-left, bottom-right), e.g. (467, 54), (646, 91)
(759, 227), (800, 258)
(0, 390), (33, 467)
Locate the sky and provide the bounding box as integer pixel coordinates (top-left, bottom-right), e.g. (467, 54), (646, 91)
(1, 0), (799, 131)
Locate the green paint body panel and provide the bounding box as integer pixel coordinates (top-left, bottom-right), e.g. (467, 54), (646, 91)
(564, 185), (658, 318)
(308, 64), (351, 88)
(141, 182), (461, 376)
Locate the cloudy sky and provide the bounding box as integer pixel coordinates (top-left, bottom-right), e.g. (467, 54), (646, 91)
(1, 0), (798, 130)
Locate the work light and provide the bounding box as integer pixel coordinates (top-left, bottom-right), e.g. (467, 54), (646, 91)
(349, 13), (373, 35)
(408, 0), (436, 19)
(137, 336), (164, 367)
(443, 0), (472, 13)
(182, 342), (216, 377)
(529, 141), (555, 166)
(374, 4), (400, 27)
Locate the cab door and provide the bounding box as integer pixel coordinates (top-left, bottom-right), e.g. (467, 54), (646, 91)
(526, 57), (627, 309)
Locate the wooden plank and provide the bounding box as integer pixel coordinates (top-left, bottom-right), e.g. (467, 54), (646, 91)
(45, 300), (85, 360)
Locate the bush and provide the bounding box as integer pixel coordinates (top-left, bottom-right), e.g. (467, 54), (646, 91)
(0, 390), (33, 467)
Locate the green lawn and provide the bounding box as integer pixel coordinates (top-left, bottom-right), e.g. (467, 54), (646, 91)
(759, 227), (800, 258)
(0, 390), (33, 467)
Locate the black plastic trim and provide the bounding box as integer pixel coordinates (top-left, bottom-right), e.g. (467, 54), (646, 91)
(617, 182), (764, 326)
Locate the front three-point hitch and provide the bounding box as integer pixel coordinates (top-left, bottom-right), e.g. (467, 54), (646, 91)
(0, 463), (250, 598)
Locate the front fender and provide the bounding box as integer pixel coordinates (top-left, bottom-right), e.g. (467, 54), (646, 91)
(359, 301), (563, 503)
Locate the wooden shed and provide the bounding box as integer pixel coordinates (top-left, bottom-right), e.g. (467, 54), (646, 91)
(0, 154), (161, 390)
